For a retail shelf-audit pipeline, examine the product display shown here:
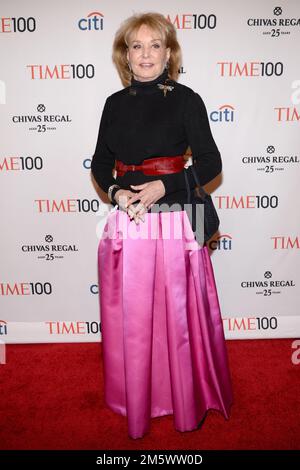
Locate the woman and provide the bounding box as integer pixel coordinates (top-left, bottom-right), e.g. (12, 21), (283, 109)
(91, 12), (233, 440)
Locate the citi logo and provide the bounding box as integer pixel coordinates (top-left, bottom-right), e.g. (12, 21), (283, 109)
(0, 320), (8, 335)
(210, 104), (235, 122)
(90, 284), (99, 295)
(78, 12), (104, 31)
(209, 234), (232, 251)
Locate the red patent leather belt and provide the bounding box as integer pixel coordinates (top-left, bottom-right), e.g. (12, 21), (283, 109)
(115, 155), (186, 177)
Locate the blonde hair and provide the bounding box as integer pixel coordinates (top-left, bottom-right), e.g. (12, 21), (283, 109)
(112, 12), (182, 87)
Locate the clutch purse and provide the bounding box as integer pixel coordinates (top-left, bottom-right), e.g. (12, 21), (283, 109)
(183, 163), (220, 244)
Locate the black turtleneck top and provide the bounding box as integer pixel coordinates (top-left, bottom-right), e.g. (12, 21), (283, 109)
(91, 68), (222, 208)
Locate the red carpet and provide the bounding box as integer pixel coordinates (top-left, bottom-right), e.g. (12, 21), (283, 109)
(0, 339), (300, 450)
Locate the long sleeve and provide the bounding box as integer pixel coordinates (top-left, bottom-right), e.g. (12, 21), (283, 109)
(160, 90), (222, 194)
(91, 96), (117, 193)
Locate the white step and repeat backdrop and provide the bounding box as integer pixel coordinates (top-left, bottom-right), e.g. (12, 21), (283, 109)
(0, 0), (299, 343)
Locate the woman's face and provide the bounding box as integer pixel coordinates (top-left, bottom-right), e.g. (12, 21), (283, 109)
(126, 24), (170, 82)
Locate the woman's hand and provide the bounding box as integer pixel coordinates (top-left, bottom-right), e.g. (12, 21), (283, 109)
(114, 189), (145, 224)
(125, 180), (166, 221)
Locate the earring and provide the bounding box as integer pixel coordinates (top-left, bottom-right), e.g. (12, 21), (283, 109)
(165, 61), (169, 70)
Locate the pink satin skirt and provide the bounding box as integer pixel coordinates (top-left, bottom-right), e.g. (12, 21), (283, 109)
(98, 208), (233, 439)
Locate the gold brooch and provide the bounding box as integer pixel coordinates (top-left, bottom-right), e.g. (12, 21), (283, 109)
(157, 81), (174, 97)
